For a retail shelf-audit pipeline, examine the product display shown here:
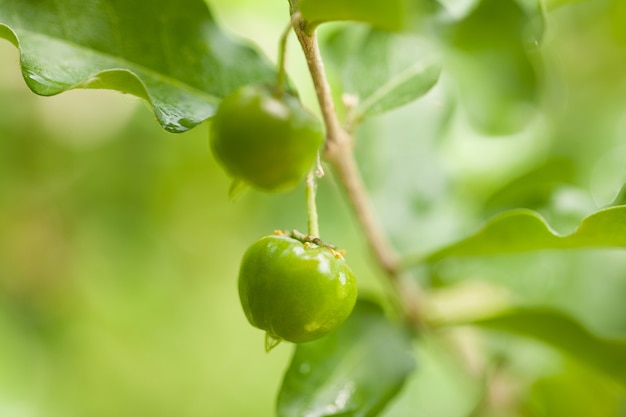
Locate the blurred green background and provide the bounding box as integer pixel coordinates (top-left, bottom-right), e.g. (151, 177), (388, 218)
(1, 0), (626, 416)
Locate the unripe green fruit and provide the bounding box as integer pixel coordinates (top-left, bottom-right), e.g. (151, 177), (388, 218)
(210, 85), (324, 192)
(238, 234), (357, 345)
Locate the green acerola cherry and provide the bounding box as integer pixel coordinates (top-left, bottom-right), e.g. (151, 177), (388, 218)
(238, 234), (357, 349)
(210, 85), (324, 193)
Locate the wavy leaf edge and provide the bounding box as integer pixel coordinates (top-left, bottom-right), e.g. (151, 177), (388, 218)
(0, 23), (216, 133)
(415, 205), (626, 264)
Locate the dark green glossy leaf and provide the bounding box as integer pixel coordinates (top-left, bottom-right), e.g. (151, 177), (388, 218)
(469, 308), (626, 386)
(324, 27), (441, 124)
(297, 0), (440, 32)
(417, 206), (626, 263)
(443, 0), (543, 134)
(0, 0), (276, 132)
(277, 299), (416, 417)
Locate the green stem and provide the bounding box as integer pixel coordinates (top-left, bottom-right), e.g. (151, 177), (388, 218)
(305, 168), (320, 238)
(276, 13), (300, 92)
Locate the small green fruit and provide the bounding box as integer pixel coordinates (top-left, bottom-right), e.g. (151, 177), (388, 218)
(238, 234), (357, 346)
(210, 85), (324, 192)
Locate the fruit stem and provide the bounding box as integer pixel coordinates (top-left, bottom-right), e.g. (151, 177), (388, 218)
(289, 9), (425, 329)
(276, 12), (300, 92)
(305, 168), (320, 238)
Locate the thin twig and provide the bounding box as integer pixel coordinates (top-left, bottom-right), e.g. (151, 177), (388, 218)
(276, 12), (301, 92)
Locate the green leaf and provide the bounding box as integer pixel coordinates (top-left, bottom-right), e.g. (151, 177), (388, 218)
(543, 0), (589, 11)
(443, 0), (544, 134)
(277, 299), (416, 417)
(297, 0), (440, 32)
(0, 0), (277, 133)
(528, 360), (626, 417)
(419, 206), (626, 263)
(468, 308), (626, 386)
(611, 184), (626, 206)
(483, 157), (577, 213)
(324, 27), (441, 123)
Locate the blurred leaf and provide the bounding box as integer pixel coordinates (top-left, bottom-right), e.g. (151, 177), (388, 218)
(612, 184), (626, 206)
(611, 0), (626, 46)
(324, 27), (441, 124)
(383, 337), (481, 417)
(483, 157), (577, 213)
(527, 359), (626, 417)
(468, 308), (626, 387)
(443, 0), (543, 134)
(543, 0), (589, 11)
(0, 0), (276, 133)
(418, 206), (626, 263)
(277, 299), (416, 417)
(297, 0), (440, 31)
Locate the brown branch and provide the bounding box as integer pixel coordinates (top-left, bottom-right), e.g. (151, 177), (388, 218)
(289, 13), (424, 327)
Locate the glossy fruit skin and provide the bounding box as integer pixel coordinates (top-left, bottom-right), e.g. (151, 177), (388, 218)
(238, 235), (357, 343)
(210, 85), (324, 192)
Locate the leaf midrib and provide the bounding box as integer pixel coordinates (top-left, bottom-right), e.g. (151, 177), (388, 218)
(356, 55), (440, 117)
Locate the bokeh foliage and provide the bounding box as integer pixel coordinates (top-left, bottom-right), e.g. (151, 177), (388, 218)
(0, 0), (625, 416)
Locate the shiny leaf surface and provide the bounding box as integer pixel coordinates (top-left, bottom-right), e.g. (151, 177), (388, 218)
(277, 300), (416, 417)
(0, 0), (276, 132)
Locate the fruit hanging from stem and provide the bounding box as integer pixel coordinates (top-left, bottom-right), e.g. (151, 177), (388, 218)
(210, 85), (324, 193)
(238, 233), (357, 349)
